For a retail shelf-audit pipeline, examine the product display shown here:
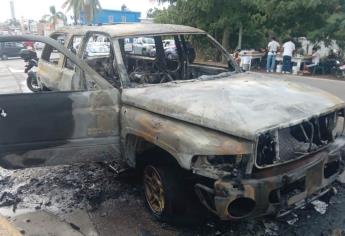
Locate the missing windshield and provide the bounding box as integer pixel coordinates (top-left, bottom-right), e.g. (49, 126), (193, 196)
(119, 34), (236, 86)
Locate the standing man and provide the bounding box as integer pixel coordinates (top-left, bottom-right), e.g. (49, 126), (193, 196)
(303, 47), (320, 74)
(266, 37), (280, 72)
(282, 38), (295, 73)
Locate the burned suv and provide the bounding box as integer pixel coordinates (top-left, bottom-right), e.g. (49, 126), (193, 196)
(0, 24), (344, 222)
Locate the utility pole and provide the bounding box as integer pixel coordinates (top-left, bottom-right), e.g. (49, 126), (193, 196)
(10, 0), (16, 20)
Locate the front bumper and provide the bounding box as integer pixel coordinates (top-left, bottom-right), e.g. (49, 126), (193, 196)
(195, 144), (345, 220)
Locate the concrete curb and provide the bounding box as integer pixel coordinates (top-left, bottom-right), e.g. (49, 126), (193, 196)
(0, 216), (22, 236)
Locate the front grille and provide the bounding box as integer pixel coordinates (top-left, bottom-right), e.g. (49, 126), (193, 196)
(256, 110), (344, 167)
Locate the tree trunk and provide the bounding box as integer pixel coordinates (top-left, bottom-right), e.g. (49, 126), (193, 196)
(221, 26), (230, 63)
(222, 26), (230, 51)
(52, 17), (56, 30)
(237, 22), (243, 50)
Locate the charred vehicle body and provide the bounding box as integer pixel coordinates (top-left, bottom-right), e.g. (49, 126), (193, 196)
(0, 24), (344, 222)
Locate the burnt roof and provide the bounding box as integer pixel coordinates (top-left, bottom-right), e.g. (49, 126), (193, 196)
(55, 23), (205, 38)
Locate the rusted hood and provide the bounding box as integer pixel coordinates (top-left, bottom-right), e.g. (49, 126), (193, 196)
(122, 72), (345, 140)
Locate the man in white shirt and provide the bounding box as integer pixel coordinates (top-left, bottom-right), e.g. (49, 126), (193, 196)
(266, 37), (280, 72)
(304, 47), (320, 73)
(282, 38), (295, 73)
(309, 48), (320, 66)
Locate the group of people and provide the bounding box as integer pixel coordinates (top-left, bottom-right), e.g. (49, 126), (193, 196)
(266, 37), (320, 74)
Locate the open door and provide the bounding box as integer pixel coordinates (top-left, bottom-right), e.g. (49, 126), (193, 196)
(0, 35), (120, 169)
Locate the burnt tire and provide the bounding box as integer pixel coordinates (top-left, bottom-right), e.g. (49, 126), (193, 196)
(143, 164), (187, 223)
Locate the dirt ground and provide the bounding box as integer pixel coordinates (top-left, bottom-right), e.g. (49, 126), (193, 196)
(1, 163), (345, 236)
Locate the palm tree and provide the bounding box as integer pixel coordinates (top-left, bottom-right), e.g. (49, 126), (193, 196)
(62, 0), (84, 25)
(83, 0), (101, 24)
(42, 6), (67, 30)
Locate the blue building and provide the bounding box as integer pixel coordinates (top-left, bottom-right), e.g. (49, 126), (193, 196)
(80, 9), (141, 25)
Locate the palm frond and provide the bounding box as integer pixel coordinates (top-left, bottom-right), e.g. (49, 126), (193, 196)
(49, 5), (57, 15)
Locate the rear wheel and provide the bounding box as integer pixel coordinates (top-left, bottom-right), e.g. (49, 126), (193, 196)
(143, 164), (186, 223)
(1, 54), (8, 60)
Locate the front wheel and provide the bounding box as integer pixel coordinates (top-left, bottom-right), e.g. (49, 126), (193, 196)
(26, 75), (41, 92)
(143, 164), (186, 222)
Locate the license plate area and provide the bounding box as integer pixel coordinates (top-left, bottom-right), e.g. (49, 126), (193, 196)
(269, 159), (325, 206)
(284, 177), (307, 205)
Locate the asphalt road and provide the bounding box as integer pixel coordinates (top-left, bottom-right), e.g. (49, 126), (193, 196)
(0, 58), (29, 94)
(0, 58), (345, 236)
(280, 73), (345, 101)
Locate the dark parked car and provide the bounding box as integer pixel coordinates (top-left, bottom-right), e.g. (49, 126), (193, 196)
(0, 42), (25, 60)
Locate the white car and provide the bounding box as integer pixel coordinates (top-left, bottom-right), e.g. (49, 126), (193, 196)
(86, 42), (110, 57)
(132, 37), (155, 56)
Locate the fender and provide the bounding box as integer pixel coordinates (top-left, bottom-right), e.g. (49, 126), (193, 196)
(121, 106), (253, 170)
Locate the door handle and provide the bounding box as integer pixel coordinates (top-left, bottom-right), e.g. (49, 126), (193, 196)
(0, 108), (7, 118)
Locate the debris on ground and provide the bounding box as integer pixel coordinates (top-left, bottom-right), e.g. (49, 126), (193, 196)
(0, 162), (133, 216)
(330, 228), (344, 236)
(337, 170), (345, 184)
(263, 220), (279, 235)
(284, 213), (299, 225)
(1, 163), (345, 235)
(312, 200), (329, 215)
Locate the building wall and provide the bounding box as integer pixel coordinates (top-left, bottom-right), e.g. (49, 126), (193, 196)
(80, 9), (141, 25)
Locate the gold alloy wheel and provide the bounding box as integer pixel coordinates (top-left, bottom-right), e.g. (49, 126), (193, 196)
(144, 165), (165, 214)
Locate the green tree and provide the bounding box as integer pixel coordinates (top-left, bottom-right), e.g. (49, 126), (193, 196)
(62, 0), (84, 25)
(153, 0), (260, 50)
(252, 0), (343, 41)
(83, 0), (102, 24)
(42, 6), (67, 30)
(153, 0), (345, 51)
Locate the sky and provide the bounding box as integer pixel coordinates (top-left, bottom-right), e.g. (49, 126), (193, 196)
(0, 0), (164, 22)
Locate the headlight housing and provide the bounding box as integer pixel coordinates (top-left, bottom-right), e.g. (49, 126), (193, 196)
(191, 155), (249, 179)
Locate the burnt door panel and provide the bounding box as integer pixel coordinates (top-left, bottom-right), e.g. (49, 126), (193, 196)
(0, 89), (120, 169)
(37, 60), (63, 90)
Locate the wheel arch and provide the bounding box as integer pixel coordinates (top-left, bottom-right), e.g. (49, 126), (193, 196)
(123, 133), (182, 169)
